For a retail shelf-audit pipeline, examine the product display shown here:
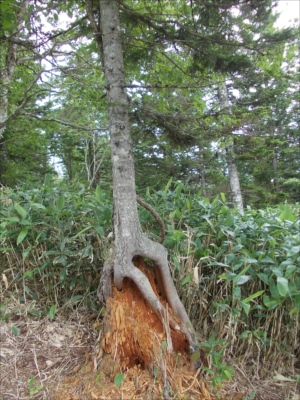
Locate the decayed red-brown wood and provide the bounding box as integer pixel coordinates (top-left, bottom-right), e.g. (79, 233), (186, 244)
(101, 257), (189, 369)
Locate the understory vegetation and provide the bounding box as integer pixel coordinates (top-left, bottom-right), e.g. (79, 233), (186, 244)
(1, 179), (299, 389)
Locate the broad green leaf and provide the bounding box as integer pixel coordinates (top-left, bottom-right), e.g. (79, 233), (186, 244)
(285, 265), (296, 278)
(220, 192), (226, 202)
(186, 198), (191, 212)
(43, 174), (52, 188)
(241, 301), (250, 315)
(212, 195), (220, 208)
(240, 330), (251, 339)
(287, 246), (300, 257)
(243, 290), (265, 303)
(257, 273), (269, 285)
(270, 267), (283, 277)
(295, 294), (300, 311)
(73, 226), (94, 239)
(245, 257), (258, 264)
(260, 256), (275, 264)
(209, 261), (230, 267)
(169, 210), (177, 219)
(163, 178), (172, 193)
(114, 373), (125, 388)
(220, 272), (236, 282)
(95, 226), (104, 236)
(277, 277), (289, 297)
(56, 194), (65, 211)
(49, 305), (57, 320)
(12, 326), (20, 336)
(14, 203), (27, 218)
(175, 182), (183, 195)
(233, 286), (241, 299)
(232, 244), (244, 253)
(181, 274), (193, 286)
(279, 204), (297, 222)
(173, 255), (181, 271)
(232, 265), (250, 284)
(30, 203), (46, 210)
(45, 250), (60, 256)
(60, 266), (67, 282)
(279, 259), (294, 268)
(22, 247), (32, 260)
(170, 230), (186, 240)
(17, 228), (29, 245)
(224, 369), (233, 380)
(235, 275), (251, 285)
(95, 185), (103, 202)
(20, 219), (31, 226)
(263, 295), (280, 310)
(7, 217), (20, 223)
(202, 215), (216, 232)
(69, 295), (83, 305)
(56, 255), (67, 266)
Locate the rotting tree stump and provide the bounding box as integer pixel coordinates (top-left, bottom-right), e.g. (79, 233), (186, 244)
(100, 256), (189, 369)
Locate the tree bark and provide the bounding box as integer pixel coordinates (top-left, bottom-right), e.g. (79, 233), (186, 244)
(198, 146), (207, 196)
(218, 82), (244, 213)
(85, 133), (102, 189)
(96, 0), (197, 365)
(0, 1), (29, 139)
(272, 150), (280, 192)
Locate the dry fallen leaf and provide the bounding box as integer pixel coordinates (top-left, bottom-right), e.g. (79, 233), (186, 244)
(273, 373), (295, 382)
(72, 364), (82, 373)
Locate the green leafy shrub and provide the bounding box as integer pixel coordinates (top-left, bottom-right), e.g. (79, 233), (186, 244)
(1, 179), (299, 378)
(142, 181), (299, 375)
(0, 177), (112, 310)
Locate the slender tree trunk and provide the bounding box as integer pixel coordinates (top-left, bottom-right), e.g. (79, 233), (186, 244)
(198, 146), (207, 196)
(272, 150), (280, 192)
(95, 0), (198, 367)
(218, 82), (244, 212)
(0, 41), (16, 139)
(0, 1), (29, 139)
(85, 133), (101, 188)
(199, 169), (207, 196)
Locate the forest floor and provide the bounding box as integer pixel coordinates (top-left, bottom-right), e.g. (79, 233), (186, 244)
(0, 298), (299, 400)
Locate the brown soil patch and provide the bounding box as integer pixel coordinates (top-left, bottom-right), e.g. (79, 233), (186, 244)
(0, 309), (299, 399)
(0, 309), (98, 399)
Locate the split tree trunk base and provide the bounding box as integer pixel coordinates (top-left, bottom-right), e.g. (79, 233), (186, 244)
(101, 256), (189, 369)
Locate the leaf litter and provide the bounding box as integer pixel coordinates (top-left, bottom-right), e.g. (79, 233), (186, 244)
(0, 299), (299, 399)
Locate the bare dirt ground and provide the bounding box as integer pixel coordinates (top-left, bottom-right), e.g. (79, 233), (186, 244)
(0, 300), (299, 400)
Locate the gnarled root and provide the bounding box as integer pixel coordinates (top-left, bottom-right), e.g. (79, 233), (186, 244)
(98, 234), (198, 354)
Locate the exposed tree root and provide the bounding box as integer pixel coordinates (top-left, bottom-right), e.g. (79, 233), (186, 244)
(99, 256), (206, 370)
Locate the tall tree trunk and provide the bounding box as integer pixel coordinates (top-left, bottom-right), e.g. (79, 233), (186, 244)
(272, 150), (280, 192)
(0, 40), (16, 139)
(198, 146), (207, 196)
(218, 82), (244, 213)
(0, 1), (29, 139)
(94, 0), (198, 367)
(85, 133), (101, 188)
